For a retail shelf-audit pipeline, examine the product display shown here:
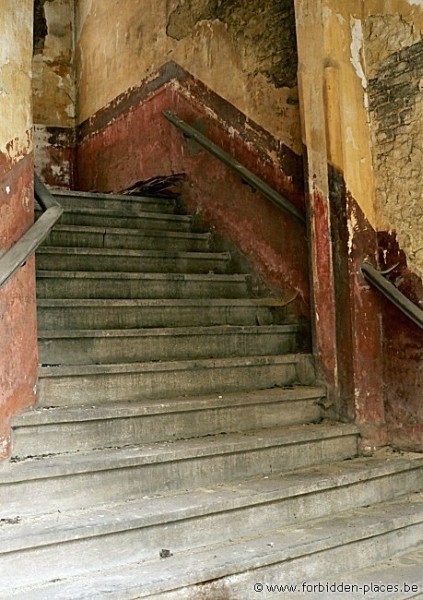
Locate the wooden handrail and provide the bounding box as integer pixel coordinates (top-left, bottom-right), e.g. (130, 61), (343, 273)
(0, 174), (63, 289)
(163, 110), (306, 225)
(361, 262), (423, 330)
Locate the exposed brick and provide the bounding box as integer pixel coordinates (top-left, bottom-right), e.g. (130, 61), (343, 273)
(367, 35), (423, 277)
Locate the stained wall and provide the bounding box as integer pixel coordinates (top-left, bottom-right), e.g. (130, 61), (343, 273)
(295, 0), (422, 451)
(0, 0), (38, 458)
(33, 0), (76, 186)
(75, 0), (301, 154)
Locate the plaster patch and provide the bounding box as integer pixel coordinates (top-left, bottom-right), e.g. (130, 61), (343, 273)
(346, 126), (359, 150)
(347, 209), (358, 255)
(350, 17), (369, 109)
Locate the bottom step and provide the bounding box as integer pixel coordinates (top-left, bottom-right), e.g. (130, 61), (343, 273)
(5, 493), (422, 599)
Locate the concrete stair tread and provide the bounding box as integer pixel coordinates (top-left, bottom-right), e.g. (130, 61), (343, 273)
(322, 545), (423, 600)
(51, 188), (176, 204)
(36, 297), (292, 308)
(13, 386), (326, 425)
(4, 493), (422, 600)
(1, 454), (421, 554)
(37, 323), (304, 340)
(37, 246), (231, 261)
(36, 270), (247, 282)
(38, 352), (309, 377)
(0, 422), (359, 482)
(48, 205), (190, 221)
(45, 223), (210, 240)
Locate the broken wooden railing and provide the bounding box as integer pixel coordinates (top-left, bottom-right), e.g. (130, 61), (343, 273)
(163, 110), (306, 226)
(0, 174), (63, 289)
(361, 262), (423, 330)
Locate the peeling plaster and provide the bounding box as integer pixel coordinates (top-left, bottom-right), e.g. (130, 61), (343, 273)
(350, 17), (369, 109)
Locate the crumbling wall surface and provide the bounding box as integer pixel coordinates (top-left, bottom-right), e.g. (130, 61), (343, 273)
(75, 0), (301, 152)
(33, 0), (75, 127)
(33, 0), (76, 186)
(0, 1), (38, 459)
(365, 15), (423, 280)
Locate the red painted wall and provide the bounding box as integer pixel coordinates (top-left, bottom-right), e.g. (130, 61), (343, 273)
(0, 154), (38, 458)
(75, 63), (421, 452)
(77, 65), (310, 317)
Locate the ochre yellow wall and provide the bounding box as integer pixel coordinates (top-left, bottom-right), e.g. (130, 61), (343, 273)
(298, 0), (422, 274)
(0, 0), (38, 459)
(33, 0), (76, 127)
(75, 0), (302, 153)
(0, 1), (33, 163)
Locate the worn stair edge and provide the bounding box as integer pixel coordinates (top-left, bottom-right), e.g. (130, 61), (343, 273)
(48, 190), (178, 215)
(43, 223), (211, 241)
(14, 386), (325, 426)
(36, 297), (300, 329)
(11, 387), (323, 457)
(37, 205), (192, 223)
(38, 353), (311, 379)
(38, 324), (303, 340)
(37, 324), (307, 365)
(1, 454), (421, 554)
(0, 461), (421, 594)
(306, 545), (423, 600)
(0, 424), (359, 518)
(0, 422), (359, 484)
(139, 494), (423, 600)
(36, 353), (315, 406)
(3, 494), (422, 600)
(36, 270), (251, 300)
(51, 188), (177, 203)
(42, 225), (212, 251)
(38, 211), (193, 232)
(36, 247), (232, 274)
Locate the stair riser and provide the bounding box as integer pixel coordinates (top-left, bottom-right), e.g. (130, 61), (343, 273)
(37, 304), (287, 330)
(38, 211), (192, 231)
(12, 398), (321, 457)
(36, 254), (230, 274)
(36, 278), (249, 300)
(0, 434), (358, 519)
(38, 330), (303, 366)
(50, 194), (177, 214)
(37, 361), (300, 406)
(43, 231), (211, 252)
(0, 469), (419, 592)
(150, 523), (423, 600)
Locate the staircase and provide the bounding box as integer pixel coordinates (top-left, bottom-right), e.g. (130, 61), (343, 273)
(0, 188), (422, 599)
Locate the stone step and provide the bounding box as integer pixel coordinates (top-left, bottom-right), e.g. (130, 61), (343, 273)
(306, 545), (423, 600)
(37, 353), (316, 406)
(11, 387), (324, 457)
(0, 422), (359, 518)
(37, 298), (297, 331)
(3, 491), (421, 599)
(43, 224), (211, 252)
(36, 247), (232, 274)
(36, 271), (250, 300)
(37, 206), (193, 231)
(51, 188), (177, 214)
(38, 324), (308, 366)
